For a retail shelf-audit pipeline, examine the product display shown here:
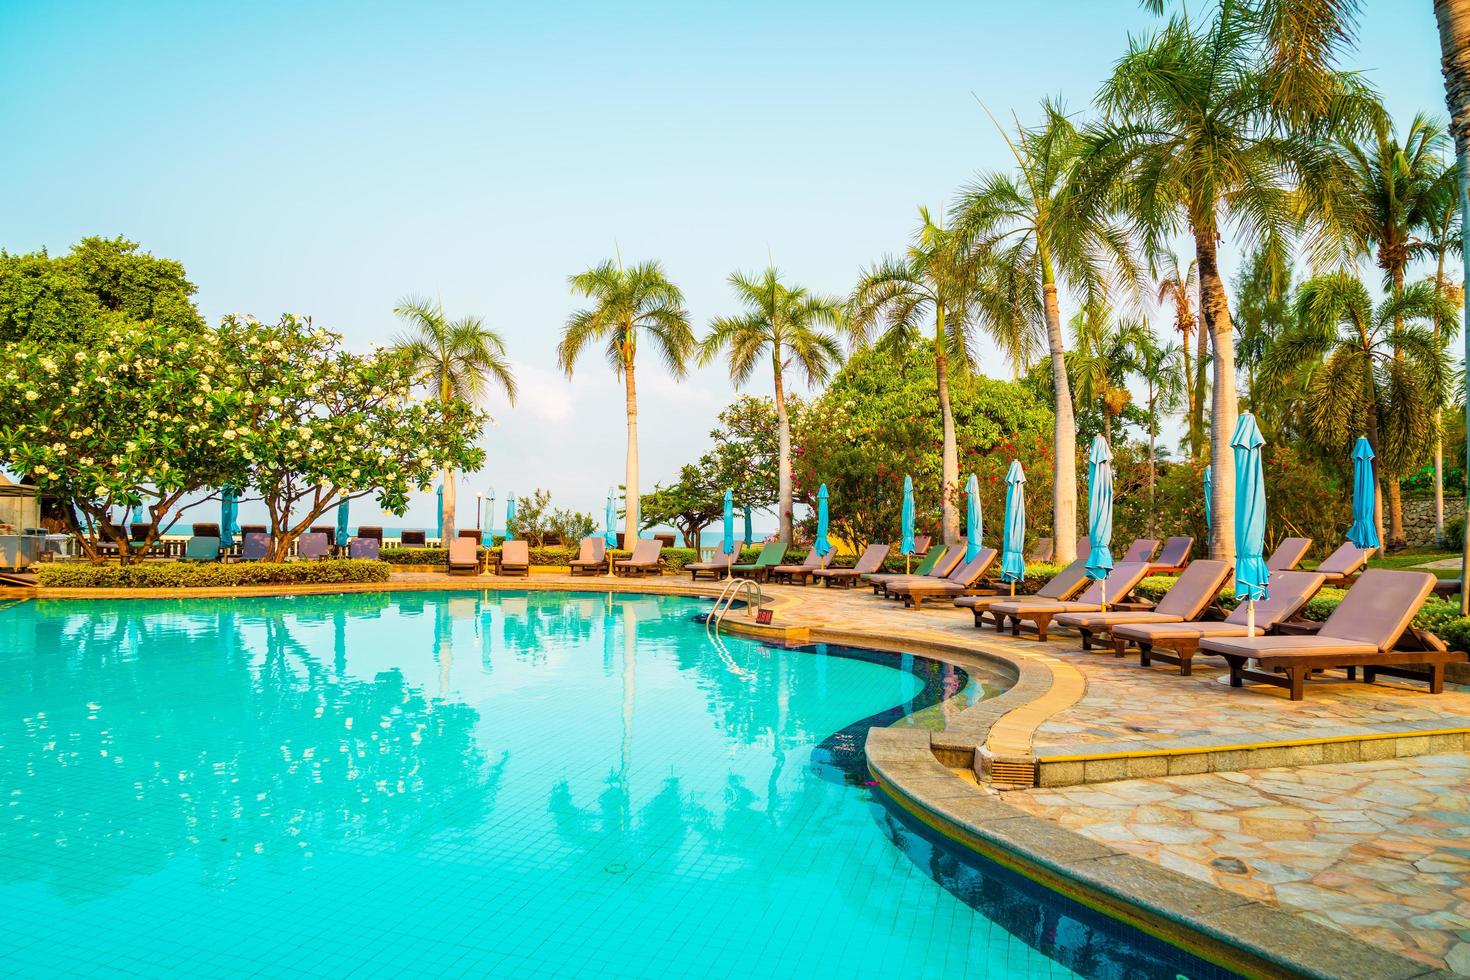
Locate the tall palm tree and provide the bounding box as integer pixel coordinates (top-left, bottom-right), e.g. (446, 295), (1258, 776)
(954, 100), (1140, 563)
(392, 296), (518, 544)
(701, 267), (844, 544)
(559, 257), (694, 536)
(1233, 245), (1295, 435)
(1080, 4), (1372, 558)
(1264, 271), (1455, 545)
(1340, 114), (1448, 547)
(849, 208), (994, 543)
(1155, 255), (1208, 458)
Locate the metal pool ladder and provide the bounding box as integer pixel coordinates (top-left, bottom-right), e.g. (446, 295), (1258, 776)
(707, 577), (763, 637)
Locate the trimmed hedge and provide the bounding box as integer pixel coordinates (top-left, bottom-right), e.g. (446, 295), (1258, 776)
(37, 559), (391, 589)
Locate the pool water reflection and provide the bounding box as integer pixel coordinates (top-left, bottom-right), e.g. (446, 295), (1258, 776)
(0, 591), (1224, 978)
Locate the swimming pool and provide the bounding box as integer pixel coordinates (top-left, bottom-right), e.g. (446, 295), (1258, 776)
(0, 591), (1227, 978)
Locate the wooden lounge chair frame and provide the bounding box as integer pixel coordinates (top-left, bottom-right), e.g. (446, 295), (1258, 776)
(1146, 536), (1194, 575)
(812, 544), (889, 588)
(447, 537), (481, 575)
(769, 549), (828, 585)
(687, 543), (738, 581)
(568, 537), (608, 576)
(1312, 541), (1372, 585)
(1058, 558), (1231, 652)
(957, 559), (1089, 627)
(869, 543), (965, 596)
(496, 540), (531, 577)
(887, 548), (998, 610)
(986, 562), (1153, 641)
(614, 539), (663, 577)
(1265, 536), (1312, 571)
(1113, 570), (1327, 675)
(731, 541), (788, 582)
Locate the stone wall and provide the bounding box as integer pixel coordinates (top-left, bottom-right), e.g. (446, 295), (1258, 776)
(1403, 495), (1464, 548)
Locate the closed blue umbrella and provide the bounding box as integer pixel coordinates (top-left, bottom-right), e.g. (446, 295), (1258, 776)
(814, 484), (831, 557)
(1001, 461), (1027, 594)
(743, 506), (753, 548)
(485, 489), (496, 541)
(722, 488), (735, 556)
(130, 503), (145, 526)
(1086, 436), (1115, 593)
(1203, 464), (1213, 534)
(435, 484), (444, 542)
(900, 475), (916, 572)
(964, 473), (982, 561)
(334, 498), (349, 549)
(220, 489), (240, 549)
(1232, 413), (1269, 635)
(504, 493), (516, 541)
(604, 487), (618, 549)
(1348, 437), (1380, 550)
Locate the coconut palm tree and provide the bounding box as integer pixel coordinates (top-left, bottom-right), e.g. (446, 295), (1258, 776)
(700, 267), (844, 544)
(1263, 271), (1456, 546)
(1079, 4), (1372, 558)
(849, 208), (997, 543)
(559, 257), (694, 535)
(1068, 303), (1138, 445)
(1155, 255), (1208, 458)
(954, 100), (1141, 563)
(392, 296), (518, 545)
(1131, 327), (1185, 534)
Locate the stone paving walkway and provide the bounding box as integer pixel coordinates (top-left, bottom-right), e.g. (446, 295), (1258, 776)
(1005, 753), (1470, 973)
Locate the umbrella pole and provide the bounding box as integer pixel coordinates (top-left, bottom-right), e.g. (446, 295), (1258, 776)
(1247, 599), (1255, 637)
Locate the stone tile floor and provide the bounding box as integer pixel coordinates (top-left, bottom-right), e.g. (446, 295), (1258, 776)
(1005, 753), (1470, 973)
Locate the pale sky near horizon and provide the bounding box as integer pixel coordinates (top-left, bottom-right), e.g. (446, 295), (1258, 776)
(1, 1), (1453, 533)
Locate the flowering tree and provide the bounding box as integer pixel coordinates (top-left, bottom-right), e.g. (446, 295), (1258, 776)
(0, 320), (243, 561)
(214, 315), (487, 561)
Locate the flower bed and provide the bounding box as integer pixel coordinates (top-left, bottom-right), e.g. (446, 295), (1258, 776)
(36, 559), (390, 589)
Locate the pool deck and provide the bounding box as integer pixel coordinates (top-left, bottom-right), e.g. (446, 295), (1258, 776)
(11, 567), (1470, 976)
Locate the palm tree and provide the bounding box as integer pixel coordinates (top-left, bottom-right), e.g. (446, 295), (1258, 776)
(1339, 114), (1448, 547)
(392, 296), (518, 544)
(849, 208), (996, 543)
(1263, 271), (1455, 545)
(1416, 160), (1465, 544)
(1155, 255), (1208, 458)
(1080, 4), (1372, 558)
(1067, 303), (1138, 444)
(954, 101), (1140, 563)
(1233, 246), (1295, 435)
(701, 267), (844, 544)
(1131, 327), (1185, 534)
(559, 257), (694, 536)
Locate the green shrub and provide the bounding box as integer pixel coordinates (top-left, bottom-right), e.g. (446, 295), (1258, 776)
(37, 559), (390, 589)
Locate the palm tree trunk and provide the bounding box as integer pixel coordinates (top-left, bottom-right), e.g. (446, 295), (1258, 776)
(1042, 278), (1079, 563)
(935, 307), (960, 544)
(442, 467), (456, 545)
(624, 354), (640, 536)
(1436, 0), (1470, 610)
(1435, 246), (1450, 545)
(1196, 228), (1237, 561)
(773, 361), (793, 544)
(1386, 478), (1407, 550)
(1180, 319), (1195, 454)
(1147, 388), (1158, 539)
(1191, 326), (1209, 458)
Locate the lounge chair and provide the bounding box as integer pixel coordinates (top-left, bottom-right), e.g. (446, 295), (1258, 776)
(401, 529), (427, 548)
(568, 537), (608, 576)
(769, 549), (829, 585)
(1147, 536), (1194, 574)
(869, 542), (947, 584)
(1266, 536), (1313, 571)
(1313, 541), (1372, 585)
(1027, 537), (1054, 563)
(496, 540), (531, 577)
(348, 538), (380, 560)
(686, 543), (738, 581)
(180, 535), (221, 563)
(867, 543), (966, 596)
(1056, 559), (1231, 651)
(983, 562), (1153, 641)
(1111, 570), (1327, 675)
(886, 548), (999, 610)
(1201, 569), (1464, 700)
(731, 541), (789, 582)
(955, 559), (1090, 627)
(310, 524), (337, 546)
(614, 538), (663, 577)
(811, 544), (890, 588)
(297, 532), (330, 560)
(356, 526), (383, 545)
(239, 532), (270, 562)
(447, 536), (480, 575)
(192, 522), (220, 537)
(1120, 539), (1160, 563)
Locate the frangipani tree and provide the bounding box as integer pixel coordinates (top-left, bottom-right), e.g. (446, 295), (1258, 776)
(701, 267), (844, 543)
(391, 296), (517, 544)
(0, 319), (240, 562)
(216, 315), (488, 561)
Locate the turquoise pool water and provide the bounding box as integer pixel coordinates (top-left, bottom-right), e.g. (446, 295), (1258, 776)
(0, 592), (1226, 978)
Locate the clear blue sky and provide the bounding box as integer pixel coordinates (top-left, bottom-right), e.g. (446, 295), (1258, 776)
(0, 1), (1451, 532)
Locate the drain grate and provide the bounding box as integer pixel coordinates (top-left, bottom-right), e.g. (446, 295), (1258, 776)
(988, 759), (1037, 787)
